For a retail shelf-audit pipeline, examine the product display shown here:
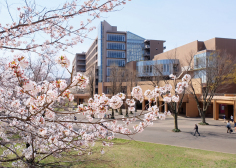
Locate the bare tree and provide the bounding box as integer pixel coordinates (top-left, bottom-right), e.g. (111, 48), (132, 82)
(25, 56), (56, 82)
(116, 68), (126, 115)
(86, 67), (96, 98)
(188, 50), (236, 124)
(108, 65), (120, 118)
(125, 68), (139, 116)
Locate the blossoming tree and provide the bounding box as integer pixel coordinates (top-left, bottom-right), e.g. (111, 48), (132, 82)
(0, 55), (179, 167)
(143, 74), (191, 132)
(0, 0), (191, 167)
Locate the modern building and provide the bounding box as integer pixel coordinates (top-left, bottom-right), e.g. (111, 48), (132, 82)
(153, 37), (236, 121)
(72, 20), (166, 95)
(73, 26), (236, 122)
(72, 52), (86, 76)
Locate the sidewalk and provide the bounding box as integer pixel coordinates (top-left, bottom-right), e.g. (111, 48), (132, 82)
(115, 110), (236, 154)
(72, 109), (236, 154)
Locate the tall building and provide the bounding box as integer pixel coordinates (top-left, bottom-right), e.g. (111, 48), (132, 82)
(72, 52), (86, 76)
(73, 36), (236, 122)
(73, 20), (165, 94)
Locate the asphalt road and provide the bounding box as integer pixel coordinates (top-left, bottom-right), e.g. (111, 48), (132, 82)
(72, 109), (236, 154)
(116, 112), (236, 154)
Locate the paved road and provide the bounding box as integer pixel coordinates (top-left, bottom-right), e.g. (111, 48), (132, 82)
(72, 109), (236, 154)
(116, 112), (236, 154)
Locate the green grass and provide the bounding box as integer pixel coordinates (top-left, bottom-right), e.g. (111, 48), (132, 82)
(72, 138), (236, 168)
(172, 128), (181, 132)
(43, 138), (236, 167)
(1, 138), (236, 167)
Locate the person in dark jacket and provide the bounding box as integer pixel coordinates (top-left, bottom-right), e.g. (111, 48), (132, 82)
(194, 124), (200, 136)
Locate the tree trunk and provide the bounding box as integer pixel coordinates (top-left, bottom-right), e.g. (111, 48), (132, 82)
(125, 104), (129, 117)
(119, 108), (123, 115)
(174, 113), (178, 130)
(111, 109), (115, 119)
(201, 111), (206, 123)
(174, 103), (179, 131)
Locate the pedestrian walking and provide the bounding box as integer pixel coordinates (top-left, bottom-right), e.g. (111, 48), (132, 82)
(193, 124), (200, 136)
(223, 115), (226, 123)
(231, 115), (234, 123)
(227, 121), (232, 133)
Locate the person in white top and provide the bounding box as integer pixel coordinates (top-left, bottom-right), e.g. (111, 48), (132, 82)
(231, 115), (234, 123)
(227, 121), (232, 134)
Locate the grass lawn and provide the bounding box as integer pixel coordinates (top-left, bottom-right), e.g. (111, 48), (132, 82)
(73, 138), (236, 168)
(1, 138), (236, 167)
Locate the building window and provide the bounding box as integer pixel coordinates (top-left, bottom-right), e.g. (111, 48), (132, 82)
(107, 34), (125, 42)
(107, 43), (125, 50)
(163, 64), (166, 72)
(194, 70), (206, 83)
(107, 67), (111, 76)
(166, 64), (169, 72)
(107, 59), (125, 67)
(107, 51), (125, 58)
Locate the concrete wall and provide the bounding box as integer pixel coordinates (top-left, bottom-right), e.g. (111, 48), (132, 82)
(125, 61), (136, 71)
(215, 38), (236, 56)
(150, 40), (165, 60)
(186, 95), (199, 117)
(203, 38), (216, 50)
(154, 40), (199, 67)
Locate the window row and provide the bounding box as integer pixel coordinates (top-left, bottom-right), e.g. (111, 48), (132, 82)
(107, 59), (125, 67)
(137, 64), (172, 74)
(107, 34), (125, 41)
(107, 43), (125, 50)
(107, 51), (125, 58)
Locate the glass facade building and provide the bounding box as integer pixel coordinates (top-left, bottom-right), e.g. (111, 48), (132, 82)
(127, 31), (145, 62)
(193, 51), (215, 83)
(96, 21), (162, 84)
(136, 59), (179, 77)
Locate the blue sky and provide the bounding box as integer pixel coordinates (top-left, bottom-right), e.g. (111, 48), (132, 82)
(1, 0), (236, 71)
(73, 0), (236, 60)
